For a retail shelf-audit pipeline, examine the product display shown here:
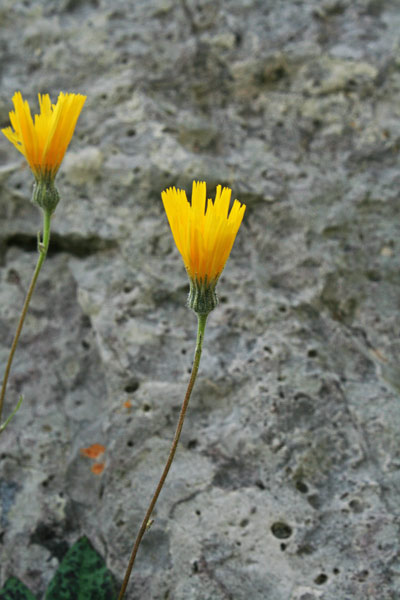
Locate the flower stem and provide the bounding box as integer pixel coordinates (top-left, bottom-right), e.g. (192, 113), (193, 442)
(117, 312), (208, 600)
(0, 208), (52, 432)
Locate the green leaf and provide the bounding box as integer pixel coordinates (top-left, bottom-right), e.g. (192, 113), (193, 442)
(45, 537), (116, 600)
(0, 576), (37, 600)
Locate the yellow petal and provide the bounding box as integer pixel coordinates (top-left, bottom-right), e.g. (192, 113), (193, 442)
(162, 181), (245, 285)
(2, 91), (86, 180)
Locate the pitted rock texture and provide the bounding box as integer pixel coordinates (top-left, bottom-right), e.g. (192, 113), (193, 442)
(1, 1), (400, 599)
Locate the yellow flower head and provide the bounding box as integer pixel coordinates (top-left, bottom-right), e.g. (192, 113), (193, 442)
(2, 91), (86, 181)
(162, 181), (246, 314)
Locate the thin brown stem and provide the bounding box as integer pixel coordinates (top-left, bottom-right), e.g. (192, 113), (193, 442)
(0, 209), (51, 431)
(117, 312), (208, 600)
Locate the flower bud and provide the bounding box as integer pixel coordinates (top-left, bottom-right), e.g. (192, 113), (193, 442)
(32, 179), (60, 214)
(188, 277), (218, 315)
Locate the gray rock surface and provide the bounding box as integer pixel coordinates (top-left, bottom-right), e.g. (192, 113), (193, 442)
(1, 0), (400, 598)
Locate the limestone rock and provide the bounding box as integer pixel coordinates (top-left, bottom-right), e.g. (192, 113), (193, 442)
(0, 1), (399, 599)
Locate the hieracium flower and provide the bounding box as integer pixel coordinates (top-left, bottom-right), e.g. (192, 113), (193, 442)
(116, 182), (245, 599)
(0, 91), (86, 433)
(162, 180), (246, 314)
(2, 91), (86, 213)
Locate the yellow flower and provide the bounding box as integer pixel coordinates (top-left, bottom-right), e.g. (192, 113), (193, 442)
(162, 181), (246, 314)
(2, 91), (86, 182)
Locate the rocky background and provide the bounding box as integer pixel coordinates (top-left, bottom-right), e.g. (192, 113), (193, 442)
(0, 0), (400, 598)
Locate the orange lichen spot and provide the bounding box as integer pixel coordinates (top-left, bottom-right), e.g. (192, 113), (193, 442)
(123, 400), (132, 409)
(91, 463), (105, 475)
(80, 443), (106, 459)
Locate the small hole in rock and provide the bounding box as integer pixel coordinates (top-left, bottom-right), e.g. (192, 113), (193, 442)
(280, 543), (286, 551)
(187, 439), (198, 449)
(42, 476), (54, 488)
(307, 494), (321, 509)
(349, 499), (363, 513)
(315, 573), (328, 585)
(7, 269), (20, 284)
(143, 403), (151, 412)
(271, 522), (292, 539)
(124, 381), (139, 394)
(295, 480), (308, 493)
